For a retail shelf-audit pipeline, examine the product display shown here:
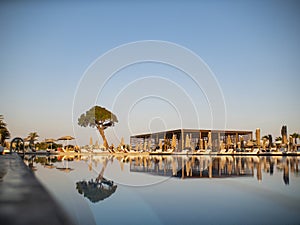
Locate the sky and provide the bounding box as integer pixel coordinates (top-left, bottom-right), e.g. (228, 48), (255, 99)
(0, 0), (299, 146)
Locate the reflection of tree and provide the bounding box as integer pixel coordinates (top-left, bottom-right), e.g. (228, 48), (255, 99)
(76, 179), (117, 203)
(76, 158), (117, 203)
(283, 158), (289, 185)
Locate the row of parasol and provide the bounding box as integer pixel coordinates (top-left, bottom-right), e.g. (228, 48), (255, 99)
(44, 135), (75, 150)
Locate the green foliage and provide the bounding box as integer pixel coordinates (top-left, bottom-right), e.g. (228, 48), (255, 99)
(0, 115), (10, 146)
(291, 133), (300, 144)
(78, 105), (118, 129)
(35, 142), (60, 150)
(27, 132), (39, 146)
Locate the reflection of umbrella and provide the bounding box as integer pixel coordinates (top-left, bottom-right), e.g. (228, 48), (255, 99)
(76, 179), (117, 203)
(56, 156), (74, 173)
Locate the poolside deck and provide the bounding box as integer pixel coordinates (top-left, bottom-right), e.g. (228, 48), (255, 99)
(0, 153), (74, 225)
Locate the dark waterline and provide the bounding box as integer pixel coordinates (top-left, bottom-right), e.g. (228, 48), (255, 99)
(24, 155), (300, 225)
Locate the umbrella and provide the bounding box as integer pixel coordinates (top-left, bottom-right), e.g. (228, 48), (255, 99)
(185, 134), (191, 148)
(143, 140), (147, 151)
(227, 135), (232, 147)
(45, 138), (56, 151)
(45, 138), (56, 142)
(120, 137), (125, 146)
(57, 136), (75, 141)
(159, 140), (163, 150)
(208, 132), (212, 148)
(246, 140), (254, 147)
(171, 134), (177, 149)
(57, 136), (75, 151)
(148, 139), (152, 150)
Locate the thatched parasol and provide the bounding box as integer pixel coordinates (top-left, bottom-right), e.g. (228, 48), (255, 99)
(57, 136), (75, 151)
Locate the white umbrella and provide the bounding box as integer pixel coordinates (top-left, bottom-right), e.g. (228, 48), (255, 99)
(159, 140), (163, 150)
(185, 134), (191, 148)
(57, 136), (75, 151)
(208, 132), (212, 148)
(171, 134), (177, 149)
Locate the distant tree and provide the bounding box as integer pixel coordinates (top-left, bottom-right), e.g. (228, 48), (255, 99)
(291, 133), (300, 144)
(35, 142), (49, 150)
(275, 136), (282, 141)
(27, 132), (39, 149)
(0, 115), (11, 146)
(78, 106), (118, 149)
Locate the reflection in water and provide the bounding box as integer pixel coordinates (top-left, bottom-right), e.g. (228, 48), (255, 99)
(127, 155), (299, 185)
(56, 155), (75, 173)
(76, 158), (117, 203)
(22, 154), (300, 225)
(24, 155), (299, 187)
(76, 180), (117, 203)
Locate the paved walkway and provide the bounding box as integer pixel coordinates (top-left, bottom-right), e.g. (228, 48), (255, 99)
(0, 153), (74, 225)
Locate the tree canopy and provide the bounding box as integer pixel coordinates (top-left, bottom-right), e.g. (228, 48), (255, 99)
(27, 132), (39, 149)
(78, 106), (118, 149)
(0, 115), (10, 146)
(78, 106), (118, 129)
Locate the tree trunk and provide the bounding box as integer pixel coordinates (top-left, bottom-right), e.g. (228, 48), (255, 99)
(97, 126), (109, 149)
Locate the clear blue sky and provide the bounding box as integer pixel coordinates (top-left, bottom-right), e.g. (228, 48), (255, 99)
(1, 0), (299, 145)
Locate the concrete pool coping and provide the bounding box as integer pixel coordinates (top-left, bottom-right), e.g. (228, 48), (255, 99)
(0, 153), (75, 225)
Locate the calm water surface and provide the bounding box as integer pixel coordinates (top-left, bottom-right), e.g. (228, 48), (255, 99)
(24, 155), (300, 225)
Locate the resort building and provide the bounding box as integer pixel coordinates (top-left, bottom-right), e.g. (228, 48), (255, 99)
(130, 128), (253, 152)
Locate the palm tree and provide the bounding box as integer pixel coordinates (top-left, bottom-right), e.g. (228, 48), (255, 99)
(0, 115), (10, 146)
(291, 133), (300, 145)
(0, 115), (7, 131)
(27, 132), (39, 150)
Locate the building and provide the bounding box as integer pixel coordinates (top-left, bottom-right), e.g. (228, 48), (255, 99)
(130, 128), (253, 152)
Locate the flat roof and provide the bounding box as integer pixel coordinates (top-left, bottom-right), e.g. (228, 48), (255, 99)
(131, 128), (252, 138)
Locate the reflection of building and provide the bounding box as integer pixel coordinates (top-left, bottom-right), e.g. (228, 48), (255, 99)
(130, 156), (254, 179)
(129, 155), (299, 184)
(130, 129), (252, 152)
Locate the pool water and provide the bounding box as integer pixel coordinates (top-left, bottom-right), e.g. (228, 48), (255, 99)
(25, 155), (300, 225)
